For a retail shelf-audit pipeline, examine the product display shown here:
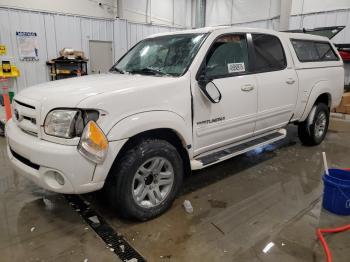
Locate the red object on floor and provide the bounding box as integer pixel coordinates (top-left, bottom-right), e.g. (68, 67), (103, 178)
(3, 94), (11, 121)
(1, 78), (12, 121)
(316, 224), (350, 262)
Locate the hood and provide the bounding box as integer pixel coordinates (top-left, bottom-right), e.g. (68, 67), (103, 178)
(15, 73), (182, 126)
(17, 73), (176, 107)
(14, 72), (192, 140)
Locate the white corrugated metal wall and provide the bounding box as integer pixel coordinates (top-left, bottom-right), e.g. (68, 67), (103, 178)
(113, 20), (179, 61)
(121, 0), (191, 28)
(205, 0), (281, 27)
(127, 22), (178, 49)
(230, 17), (280, 31)
(0, 7), (179, 92)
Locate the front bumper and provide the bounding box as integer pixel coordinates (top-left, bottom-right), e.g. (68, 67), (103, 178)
(6, 119), (125, 194)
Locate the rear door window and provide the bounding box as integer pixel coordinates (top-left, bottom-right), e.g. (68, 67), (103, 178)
(252, 34), (287, 73)
(291, 39), (339, 62)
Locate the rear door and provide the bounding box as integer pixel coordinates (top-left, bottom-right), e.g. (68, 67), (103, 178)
(192, 33), (258, 155)
(251, 33), (299, 135)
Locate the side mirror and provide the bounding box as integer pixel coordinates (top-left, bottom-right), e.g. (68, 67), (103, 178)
(198, 74), (222, 103)
(204, 82), (222, 103)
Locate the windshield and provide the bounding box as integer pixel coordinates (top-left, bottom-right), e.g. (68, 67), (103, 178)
(111, 33), (207, 77)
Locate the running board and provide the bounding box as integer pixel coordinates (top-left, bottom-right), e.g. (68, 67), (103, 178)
(191, 129), (287, 170)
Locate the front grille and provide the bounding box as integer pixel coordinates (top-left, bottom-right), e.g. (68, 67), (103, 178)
(13, 99), (39, 136)
(23, 116), (36, 125)
(20, 128), (38, 137)
(10, 147), (40, 170)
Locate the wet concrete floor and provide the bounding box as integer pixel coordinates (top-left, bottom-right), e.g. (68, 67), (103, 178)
(0, 118), (349, 261)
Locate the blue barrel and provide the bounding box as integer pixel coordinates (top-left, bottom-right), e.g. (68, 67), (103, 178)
(322, 169), (350, 215)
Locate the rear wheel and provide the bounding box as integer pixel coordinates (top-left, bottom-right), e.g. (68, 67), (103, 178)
(298, 103), (330, 146)
(105, 139), (183, 221)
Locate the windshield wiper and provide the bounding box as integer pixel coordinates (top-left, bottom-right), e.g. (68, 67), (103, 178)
(110, 67), (125, 74)
(128, 68), (169, 76)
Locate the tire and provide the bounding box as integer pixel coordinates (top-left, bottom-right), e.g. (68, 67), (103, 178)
(105, 139), (183, 221)
(298, 103), (330, 146)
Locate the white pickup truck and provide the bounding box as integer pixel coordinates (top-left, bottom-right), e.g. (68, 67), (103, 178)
(6, 27), (344, 220)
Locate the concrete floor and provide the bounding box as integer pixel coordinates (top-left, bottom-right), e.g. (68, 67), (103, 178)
(0, 115), (350, 261)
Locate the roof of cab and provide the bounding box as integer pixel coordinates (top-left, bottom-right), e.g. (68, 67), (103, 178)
(146, 26), (330, 42)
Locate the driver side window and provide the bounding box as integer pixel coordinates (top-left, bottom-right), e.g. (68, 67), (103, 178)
(205, 34), (249, 78)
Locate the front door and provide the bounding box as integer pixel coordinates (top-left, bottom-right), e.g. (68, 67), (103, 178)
(193, 34), (258, 155)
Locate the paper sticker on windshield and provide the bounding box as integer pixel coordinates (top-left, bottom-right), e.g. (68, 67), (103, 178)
(227, 62), (245, 73)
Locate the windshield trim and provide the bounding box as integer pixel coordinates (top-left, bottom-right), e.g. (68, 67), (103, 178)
(109, 33), (210, 77)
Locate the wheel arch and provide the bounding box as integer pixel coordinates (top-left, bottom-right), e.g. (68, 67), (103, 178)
(105, 111), (192, 182)
(110, 128), (191, 178)
(315, 93), (332, 108)
(299, 80), (333, 122)
(106, 111), (192, 146)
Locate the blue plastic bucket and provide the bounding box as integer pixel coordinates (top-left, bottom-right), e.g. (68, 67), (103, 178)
(322, 169), (350, 215)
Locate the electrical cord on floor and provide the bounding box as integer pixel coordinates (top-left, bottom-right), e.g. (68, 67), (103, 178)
(316, 224), (350, 262)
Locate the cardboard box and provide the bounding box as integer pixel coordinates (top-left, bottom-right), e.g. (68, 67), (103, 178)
(335, 104), (347, 113)
(73, 51), (85, 59)
(59, 48), (86, 60)
(336, 106), (346, 113)
(345, 104), (350, 115)
(59, 48), (74, 57)
(341, 92), (350, 105)
(335, 92), (350, 113)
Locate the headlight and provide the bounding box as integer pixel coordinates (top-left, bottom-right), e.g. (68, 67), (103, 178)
(44, 109), (99, 138)
(78, 121), (108, 164)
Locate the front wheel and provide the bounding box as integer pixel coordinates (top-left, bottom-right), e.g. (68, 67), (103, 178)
(298, 103), (330, 146)
(105, 139), (183, 221)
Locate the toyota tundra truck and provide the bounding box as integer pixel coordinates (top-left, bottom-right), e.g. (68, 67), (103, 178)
(6, 27), (344, 220)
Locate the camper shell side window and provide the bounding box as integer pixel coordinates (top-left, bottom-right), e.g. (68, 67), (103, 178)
(291, 39), (339, 62)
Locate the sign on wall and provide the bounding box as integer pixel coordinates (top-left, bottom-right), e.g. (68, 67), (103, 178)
(0, 45), (7, 55)
(16, 32), (39, 61)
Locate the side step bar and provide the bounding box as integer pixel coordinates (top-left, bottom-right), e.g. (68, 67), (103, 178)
(190, 129), (287, 170)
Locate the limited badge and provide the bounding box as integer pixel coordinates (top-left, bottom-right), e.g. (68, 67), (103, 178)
(227, 62), (245, 73)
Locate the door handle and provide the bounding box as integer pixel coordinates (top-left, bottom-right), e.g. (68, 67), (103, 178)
(241, 84), (254, 92)
(286, 78), (296, 85)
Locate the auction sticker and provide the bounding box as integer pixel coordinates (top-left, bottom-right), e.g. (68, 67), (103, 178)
(228, 62), (245, 73)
